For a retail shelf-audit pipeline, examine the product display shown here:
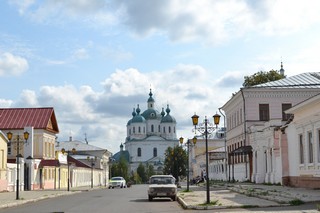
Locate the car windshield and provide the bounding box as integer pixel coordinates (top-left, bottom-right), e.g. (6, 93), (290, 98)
(111, 177), (122, 181)
(150, 177), (175, 184)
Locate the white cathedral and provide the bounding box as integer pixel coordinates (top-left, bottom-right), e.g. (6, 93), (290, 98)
(112, 89), (179, 174)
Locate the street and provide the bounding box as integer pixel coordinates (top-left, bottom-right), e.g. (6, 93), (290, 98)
(0, 185), (185, 213)
(0, 184), (319, 213)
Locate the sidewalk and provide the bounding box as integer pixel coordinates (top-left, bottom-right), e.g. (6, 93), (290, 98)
(177, 182), (320, 210)
(0, 187), (92, 209)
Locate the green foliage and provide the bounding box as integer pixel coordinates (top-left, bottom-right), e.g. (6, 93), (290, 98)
(110, 156), (129, 181)
(163, 145), (187, 181)
(146, 163), (155, 178)
(243, 70), (285, 87)
(199, 200), (220, 206)
(289, 198), (304, 206)
(137, 163), (148, 183)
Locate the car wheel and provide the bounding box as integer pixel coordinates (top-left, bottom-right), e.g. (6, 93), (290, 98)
(171, 196), (177, 201)
(148, 196), (153, 201)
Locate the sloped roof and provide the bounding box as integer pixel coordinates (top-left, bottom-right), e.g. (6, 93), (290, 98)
(111, 150), (130, 163)
(0, 107), (59, 133)
(58, 140), (105, 151)
(251, 72), (320, 88)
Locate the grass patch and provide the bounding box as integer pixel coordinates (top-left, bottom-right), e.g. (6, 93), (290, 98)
(241, 205), (259, 208)
(181, 189), (193, 193)
(199, 200), (220, 206)
(289, 198), (304, 206)
(258, 191), (269, 196)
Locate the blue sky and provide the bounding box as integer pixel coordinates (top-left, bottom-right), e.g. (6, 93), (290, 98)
(1, 0), (320, 153)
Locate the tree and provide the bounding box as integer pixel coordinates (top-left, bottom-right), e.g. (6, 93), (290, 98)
(110, 156), (129, 181)
(146, 163), (155, 179)
(137, 163), (148, 183)
(243, 70), (285, 87)
(163, 145), (187, 181)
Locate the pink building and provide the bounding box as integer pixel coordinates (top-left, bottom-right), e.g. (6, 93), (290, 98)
(221, 70), (320, 184)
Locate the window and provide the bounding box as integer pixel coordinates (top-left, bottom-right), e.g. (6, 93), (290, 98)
(259, 104), (269, 121)
(153, 148), (157, 157)
(138, 126), (141, 133)
(133, 127), (135, 134)
(299, 134), (304, 164)
(169, 126), (171, 133)
(282, 103), (292, 121)
(137, 148), (141, 157)
(158, 125), (160, 132)
(308, 131), (313, 163)
(151, 125), (154, 132)
(163, 127), (165, 133)
(8, 143), (11, 155)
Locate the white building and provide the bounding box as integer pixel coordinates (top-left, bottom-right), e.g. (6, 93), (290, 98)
(114, 90), (179, 173)
(220, 69), (320, 183)
(282, 93), (320, 188)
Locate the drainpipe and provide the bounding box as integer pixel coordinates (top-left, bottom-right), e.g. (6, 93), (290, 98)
(240, 88), (249, 180)
(218, 108), (228, 181)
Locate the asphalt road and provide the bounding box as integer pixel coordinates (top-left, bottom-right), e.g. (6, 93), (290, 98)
(0, 184), (318, 213)
(0, 185), (185, 213)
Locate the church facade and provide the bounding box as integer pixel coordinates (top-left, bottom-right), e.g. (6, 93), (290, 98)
(114, 90), (179, 174)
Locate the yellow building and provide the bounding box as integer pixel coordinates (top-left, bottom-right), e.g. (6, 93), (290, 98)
(0, 131), (8, 191)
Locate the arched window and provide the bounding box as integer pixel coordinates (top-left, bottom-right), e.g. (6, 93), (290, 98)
(137, 148), (141, 157)
(158, 125), (160, 132)
(169, 126), (171, 133)
(133, 127), (135, 133)
(153, 148), (157, 157)
(151, 125), (154, 132)
(138, 126), (141, 133)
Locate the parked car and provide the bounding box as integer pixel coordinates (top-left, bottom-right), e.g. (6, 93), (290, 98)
(147, 175), (177, 201)
(108, 177), (126, 188)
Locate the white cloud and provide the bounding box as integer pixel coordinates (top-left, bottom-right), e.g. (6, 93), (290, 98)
(9, 0), (320, 44)
(9, 0), (35, 15)
(72, 48), (89, 60)
(0, 52), (29, 76)
(9, 65), (239, 153)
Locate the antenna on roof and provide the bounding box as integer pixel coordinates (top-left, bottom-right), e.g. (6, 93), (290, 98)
(85, 133), (88, 144)
(69, 131), (72, 142)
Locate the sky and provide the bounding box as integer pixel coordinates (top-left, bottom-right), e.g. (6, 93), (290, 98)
(1, 0), (320, 154)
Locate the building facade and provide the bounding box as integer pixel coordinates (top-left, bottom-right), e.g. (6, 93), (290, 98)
(221, 70), (320, 183)
(283, 93), (320, 188)
(0, 107), (59, 191)
(0, 131), (8, 191)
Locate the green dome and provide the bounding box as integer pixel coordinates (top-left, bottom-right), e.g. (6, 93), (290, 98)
(141, 108), (159, 119)
(131, 105), (145, 123)
(132, 114), (146, 123)
(161, 105), (176, 123)
(148, 89), (155, 102)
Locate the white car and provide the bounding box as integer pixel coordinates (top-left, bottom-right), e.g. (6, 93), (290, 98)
(108, 177), (126, 188)
(148, 175), (177, 201)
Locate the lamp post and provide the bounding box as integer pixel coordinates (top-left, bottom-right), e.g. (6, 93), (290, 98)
(191, 113), (220, 204)
(7, 131), (29, 200)
(61, 148), (76, 191)
(179, 136), (197, 192)
(87, 156), (97, 188)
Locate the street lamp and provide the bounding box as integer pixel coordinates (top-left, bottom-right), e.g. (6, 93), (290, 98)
(87, 156), (97, 188)
(179, 136), (197, 192)
(61, 148), (76, 191)
(7, 131), (29, 200)
(191, 113), (220, 204)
